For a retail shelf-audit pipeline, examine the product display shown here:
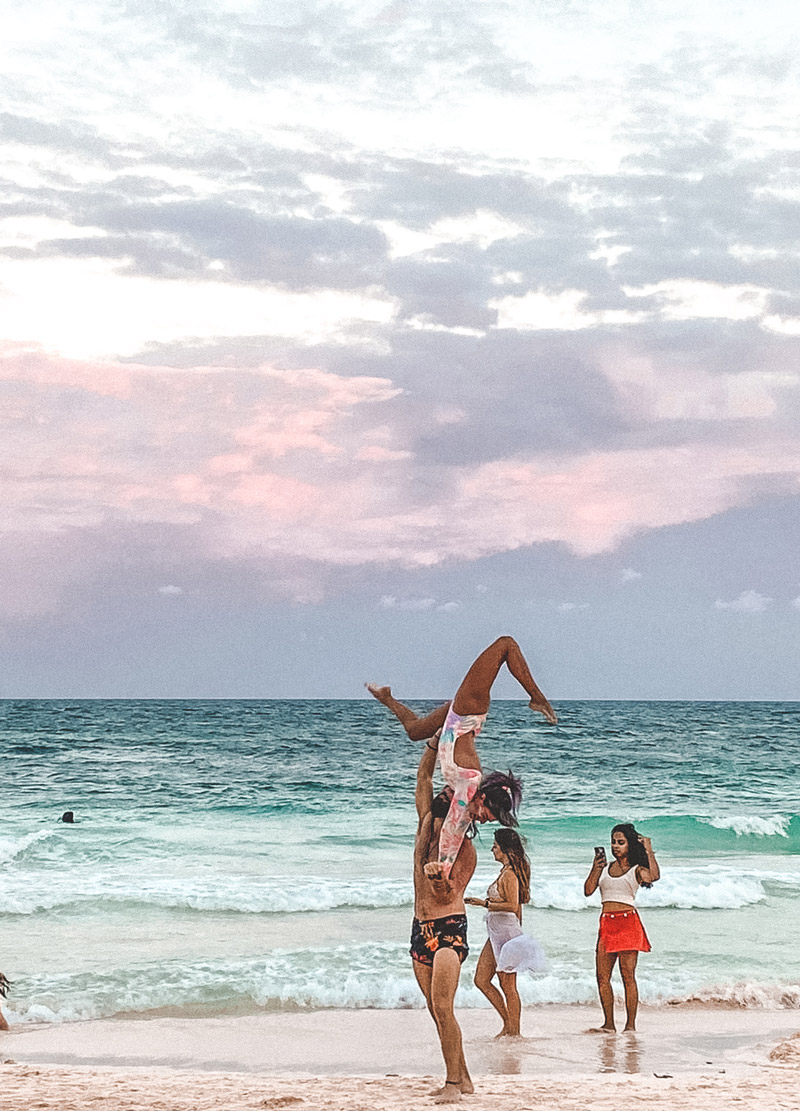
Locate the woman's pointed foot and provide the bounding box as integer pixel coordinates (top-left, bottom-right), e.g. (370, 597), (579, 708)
(529, 698), (557, 724)
(365, 683), (392, 705)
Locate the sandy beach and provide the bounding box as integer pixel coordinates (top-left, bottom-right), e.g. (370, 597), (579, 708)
(1, 1006), (799, 1110)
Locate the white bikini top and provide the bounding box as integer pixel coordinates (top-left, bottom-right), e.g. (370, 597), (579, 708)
(484, 866), (508, 902)
(598, 864), (639, 906)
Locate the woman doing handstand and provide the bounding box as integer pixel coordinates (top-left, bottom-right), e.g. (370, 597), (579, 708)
(367, 636), (557, 881)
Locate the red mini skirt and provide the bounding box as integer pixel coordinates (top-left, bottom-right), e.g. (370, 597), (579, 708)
(598, 908), (651, 953)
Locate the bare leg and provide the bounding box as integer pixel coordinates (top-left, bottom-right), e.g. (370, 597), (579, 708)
(413, 960), (472, 1096)
(430, 948), (468, 1102)
(366, 685), (451, 741)
(619, 951), (639, 1031)
(474, 940), (509, 1033)
(586, 943), (617, 1033)
(451, 636), (557, 723)
(0, 1008), (7, 1033)
(497, 971), (522, 1036)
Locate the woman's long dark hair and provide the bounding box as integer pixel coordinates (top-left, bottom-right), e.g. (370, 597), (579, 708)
(494, 828), (531, 904)
(479, 770), (522, 828)
(612, 822), (652, 888)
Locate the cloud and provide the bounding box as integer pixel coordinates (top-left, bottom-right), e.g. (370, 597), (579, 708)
(715, 590), (773, 613)
(378, 595), (437, 611)
(158, 584), (183, 595)
(4, 0), (800, 630)
(791, 596), (800, 611)
(556, 602), (590, 612)
(1, 337), (800, 625)
(621, 568), (642, 582)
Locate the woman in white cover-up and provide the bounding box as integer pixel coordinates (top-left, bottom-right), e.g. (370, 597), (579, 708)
(466, 828), (546, 1037)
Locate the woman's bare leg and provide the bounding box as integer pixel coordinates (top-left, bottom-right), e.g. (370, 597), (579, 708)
(587, 943), (617, 1033)
(473, 940), (509, 1034)
(365, 685), (450, 741)
(618, 951), (639, 1031)
(498, 971), (522, 1036)
(451, 636), (557, 723)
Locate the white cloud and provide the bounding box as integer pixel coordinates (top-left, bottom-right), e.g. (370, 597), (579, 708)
(436, 601), (460, 612)
(158, 584), (183, 596)
(557, 602), (590, 612)
(715, 590), (773, 613)
(621, 568), (642, 582)
(790, 596), (800, 611)
(378, 595), (437, 611)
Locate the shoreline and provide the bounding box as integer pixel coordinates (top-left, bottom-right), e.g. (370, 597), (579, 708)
(4, 1005), (799, 1077)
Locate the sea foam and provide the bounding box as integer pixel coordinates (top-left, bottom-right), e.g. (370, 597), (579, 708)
(700, 815), (791, 838)
(8, 946), (800, 1025)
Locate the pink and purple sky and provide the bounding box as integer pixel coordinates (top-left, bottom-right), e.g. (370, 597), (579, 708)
(1, 0), (799, 698)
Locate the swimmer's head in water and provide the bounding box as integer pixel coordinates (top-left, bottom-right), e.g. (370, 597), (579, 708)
(477, 771), (522, 828)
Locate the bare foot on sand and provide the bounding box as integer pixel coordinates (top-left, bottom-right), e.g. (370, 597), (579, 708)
(428, 1077), (472, 1097)
(586, 1026), (616, 1034)
(494, 1028), (521, 1038)
(529, 698), (558, 725)
(365, 683), (392, 705)
(430, 1081), (462, 1103)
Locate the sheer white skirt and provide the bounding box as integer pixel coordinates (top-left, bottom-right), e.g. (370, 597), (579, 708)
(486, 912), (547, 974)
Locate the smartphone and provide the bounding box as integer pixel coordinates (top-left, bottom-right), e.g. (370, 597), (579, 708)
(594, 846), (606, 857)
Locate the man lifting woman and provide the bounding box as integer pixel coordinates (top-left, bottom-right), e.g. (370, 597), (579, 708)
(367, 635), (557, 882)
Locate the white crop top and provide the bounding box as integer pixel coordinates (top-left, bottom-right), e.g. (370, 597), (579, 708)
(598, 864), (639, 906)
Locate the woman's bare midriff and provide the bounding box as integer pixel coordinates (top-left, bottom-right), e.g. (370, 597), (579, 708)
(601, 901), (636, 912)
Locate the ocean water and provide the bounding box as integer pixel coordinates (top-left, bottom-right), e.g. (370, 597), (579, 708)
(1, 699), (799, 1024)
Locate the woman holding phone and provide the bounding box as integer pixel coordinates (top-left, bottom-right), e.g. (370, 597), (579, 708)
(584, 824), (659, 1033)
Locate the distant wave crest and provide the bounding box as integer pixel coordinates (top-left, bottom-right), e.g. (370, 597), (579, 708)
(0, 875), (413, 916)
(700, 815), (791, 838)
(0, 829), (57, 867)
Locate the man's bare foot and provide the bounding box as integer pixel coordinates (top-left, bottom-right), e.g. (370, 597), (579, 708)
(585, 1026), (616, 1034)
(365, 683), (392, 705)
(494, 1027), (520, 1038)
(623, 1026), (637, 1033)
(431, 1081), (462, 1103)
(529, 698), (558, 724)
(429, 1077), (472, 1097)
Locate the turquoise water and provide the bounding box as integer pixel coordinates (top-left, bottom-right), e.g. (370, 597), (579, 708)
(1, 699), (799, 1022)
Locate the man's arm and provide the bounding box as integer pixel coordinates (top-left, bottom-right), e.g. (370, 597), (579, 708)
(415, 732), (440, 827)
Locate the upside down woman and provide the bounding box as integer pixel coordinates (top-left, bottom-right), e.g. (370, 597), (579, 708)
(367, 636), (557, 883)
(584, 823), (660, 1033)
